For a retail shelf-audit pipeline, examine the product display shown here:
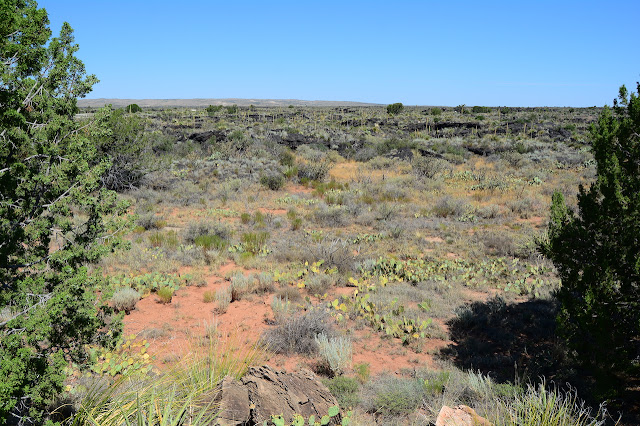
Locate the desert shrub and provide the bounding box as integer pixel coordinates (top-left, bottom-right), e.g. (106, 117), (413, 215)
(472, 105), (491, 113)
(315, 333), (352, 375)
(360, 375), (426, 417)
(226, 105), (238, 114)
(260, 173), (285, 191)
(241, 231), (270, 255)
(111, 288), (141, 313)
(262, 309), (333, 355)
(297, 160), (330, 181)
(206, 104), (223, 115)
(276, 286), (302, 303)
(290, 217), (303, 231)
(432, 196), (471, 218)
(306, 273), (334, 295)
(194, 234), (227, 251)
(412, 155), (452, 179)
(508, 196), (543, 219)
(156, 286), (174, 304)
(278, 149), (296, 167)
(354, 146), (378, 162)
(297, 145), (327, 163)
(375, 137), (416, 155)
(476, 204), (501, 219)
(430, 107), (442, 116)
(184, 222), (231, 244)
(124, 103), (142, 113)
(203, 290), (216, 303)
(366, 156), (396, 170)
(254, 272), (275, 293)
(301, 237), (355, 274)
(323, 376), (360, 409)
(478, 231), (518, 257)
(230, 273), (251, 301)
(354, 363), (371, 384)
(215, 286), (232, 312)
(95, 107), (148, 192)
(136, 212), (165, 230)
(313, 204), (347, 226)
(387, 102), (404, 115)
(271, 295), (296, 322)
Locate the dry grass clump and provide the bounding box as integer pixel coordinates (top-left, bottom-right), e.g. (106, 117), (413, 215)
(262, 309), (334, 355)
(110, 288), (141, 314)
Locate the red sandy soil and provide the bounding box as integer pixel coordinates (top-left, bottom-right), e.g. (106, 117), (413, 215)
(123, 261), (458, 376)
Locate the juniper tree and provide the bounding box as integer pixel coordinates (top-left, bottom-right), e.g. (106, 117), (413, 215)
(541, 83), (640, 393)
(0, 1), (127, 422)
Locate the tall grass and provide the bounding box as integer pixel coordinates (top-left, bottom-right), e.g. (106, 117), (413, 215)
(69, 336), (266, 425)
(494, 381), (614, 426)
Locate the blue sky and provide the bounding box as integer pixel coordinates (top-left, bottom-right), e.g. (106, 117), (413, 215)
(40, 1), (640, 106)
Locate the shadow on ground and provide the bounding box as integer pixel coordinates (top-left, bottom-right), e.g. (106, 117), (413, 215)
(440, 296), (568, 385)
(440, 296), (640, 424)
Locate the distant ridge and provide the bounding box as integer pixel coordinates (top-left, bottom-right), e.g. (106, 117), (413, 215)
(77, 98), (381, 108)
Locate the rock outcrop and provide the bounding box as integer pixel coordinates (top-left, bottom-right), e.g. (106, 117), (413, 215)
(435, 405), (492, 426)
(217, 365), (340, 425)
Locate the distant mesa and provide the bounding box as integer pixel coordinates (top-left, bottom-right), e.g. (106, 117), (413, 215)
(77, 98), (381, 108)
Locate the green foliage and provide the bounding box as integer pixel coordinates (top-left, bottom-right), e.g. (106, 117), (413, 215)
(472, 105), (491, 113)
(541, 84), (640, 391)
(430, 107), (442, 116)
(90, 335), (154, 377)
(194, 233), (227, 251)
(107, 272), (188, 295)
(386, 102), (404, 115)
(123, 103), (142, 113)
(205, 104), (223, 115)
(94, 107), (148, 191)
(0, 3), (128, 422)
(226, 104), (238, 114)
(239, 231), (270, 255)
(260, 173), (286, 191)
(323, 376), (360, 409)
(265, 406), (348, 426)
(361, 375), (425, 417)
(297, 161), (330, 182)
(156, 286), (174, 304)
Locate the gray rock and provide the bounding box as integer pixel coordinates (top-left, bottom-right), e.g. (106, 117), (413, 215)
(217, 365), (340, 425)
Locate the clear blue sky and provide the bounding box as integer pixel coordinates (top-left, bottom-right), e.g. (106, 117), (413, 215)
(39, 0), (640, 107)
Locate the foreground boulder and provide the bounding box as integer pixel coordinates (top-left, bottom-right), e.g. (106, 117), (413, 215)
(436, 405), (492, 426)
(217, 365), (340, 425)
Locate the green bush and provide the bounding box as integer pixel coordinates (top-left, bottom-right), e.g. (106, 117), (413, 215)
(241, 231), (270, 255)
(541, 83), (640, 395)
(206, 104), (223, 115)
(323, 376), (360, 409)
(124, 103), (142, 113)
(411, 155), (451, 179)
(297, 161), (330, 181)
(472, 105), (491, 113)
(194, 234), (227, 251)
(95, 107), (148, 192)
(0, 4), (127, 421)
(156, 286), (174, 304)
(360, 375), (425, 417)
(260, 173), (286, 191)
(386, 102), (404, 115)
